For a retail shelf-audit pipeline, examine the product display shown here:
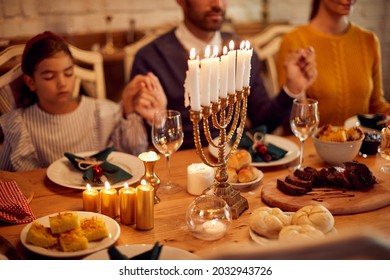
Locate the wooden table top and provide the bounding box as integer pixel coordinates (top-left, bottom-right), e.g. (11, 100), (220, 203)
(1, 136), (389, 260)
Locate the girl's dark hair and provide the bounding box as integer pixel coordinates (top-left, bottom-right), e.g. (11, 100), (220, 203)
(310, 0), (320, 20)
(20, 31), (73, 107)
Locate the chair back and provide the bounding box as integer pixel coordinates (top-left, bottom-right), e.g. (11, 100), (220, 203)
(123, 24), (175, 82)
(252, 24), (295, 96)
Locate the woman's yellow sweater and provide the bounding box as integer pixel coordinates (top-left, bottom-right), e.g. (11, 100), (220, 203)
(277, 24), (390, 126)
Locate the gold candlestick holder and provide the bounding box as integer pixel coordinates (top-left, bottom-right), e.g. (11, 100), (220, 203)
(139, 152), (161, 204)
(189, 87), (250, 219)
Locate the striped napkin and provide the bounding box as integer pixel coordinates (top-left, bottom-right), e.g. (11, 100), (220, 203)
(0, 180), (35, 224)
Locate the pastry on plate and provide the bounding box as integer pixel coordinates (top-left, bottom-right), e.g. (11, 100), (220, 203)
(279, 224), (325, 241)
(291, 205), (334, 234)
(25, 222), (58, 248)
(49, 212), (80, 234)
(80, 216), (109, 242)
(249, 206), (291, 239)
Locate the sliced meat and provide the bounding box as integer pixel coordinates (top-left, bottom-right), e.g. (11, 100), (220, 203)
(277, 179), (310, 196)
(293, 168), (314, 181)
(285, 174), (313, 189)
(343, 161), (377, 190)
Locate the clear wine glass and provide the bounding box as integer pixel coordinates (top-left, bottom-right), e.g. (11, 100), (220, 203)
(152, 110), (184, 194)
(379, 125), (390, 174)
(290, 98), (319, 170)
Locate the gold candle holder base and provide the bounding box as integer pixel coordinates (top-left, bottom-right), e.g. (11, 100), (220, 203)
(190, 87), (251, 219)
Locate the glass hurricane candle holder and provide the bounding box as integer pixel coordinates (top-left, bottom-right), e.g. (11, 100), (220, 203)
(186, 195), (232, 241)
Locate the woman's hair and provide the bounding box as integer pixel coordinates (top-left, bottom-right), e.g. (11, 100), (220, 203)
(309, 0), (320, 20)
(20, 31), (73, 107)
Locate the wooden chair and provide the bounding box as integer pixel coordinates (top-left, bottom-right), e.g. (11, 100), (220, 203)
(0, 43), (106, 116)
(123, 24), (175, 82)
(251, 24), (295, 96)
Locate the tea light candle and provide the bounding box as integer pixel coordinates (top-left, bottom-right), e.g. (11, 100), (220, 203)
(119, 182), (136, 225)
(136, 180), (154, 230)
(100, 181), (118, 218)
(202, 220), (227, 239)
(187, 163), (215, 195)
(82, 183), (99, 212)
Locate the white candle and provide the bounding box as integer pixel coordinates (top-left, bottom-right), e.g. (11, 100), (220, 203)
(187, 48), (201, 111)
(210, 45), (220, 103)
(202, 220), (227, 239)
(227, 40), (236, 94)
(235, 41), (245, 91)
(200, 45), (212, 107)
(187, 163), (215, 196)
(138, 151), (159, 162)
(243, 41), (253, 87)
(219, 46), (228, 98)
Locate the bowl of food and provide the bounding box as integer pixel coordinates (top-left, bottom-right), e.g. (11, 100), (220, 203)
(313, 124), (364, 166)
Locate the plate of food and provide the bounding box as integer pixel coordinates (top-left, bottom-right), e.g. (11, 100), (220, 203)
(47, 151), (145, 190)
(20, 211), (120, 258)
(83, 244), (201, 260)
(208, 135), (299, 167)
(230, 169), (264, 190)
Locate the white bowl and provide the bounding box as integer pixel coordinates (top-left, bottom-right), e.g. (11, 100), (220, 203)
(313, 130), (364, 166)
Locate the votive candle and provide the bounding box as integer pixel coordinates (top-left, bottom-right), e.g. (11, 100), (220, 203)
(136, 180), (154, 230)
(187, 163), (215, 196)
(119, 182), (136, 225)
(100, 181), (118, 218)
(82, 183), (99, 212)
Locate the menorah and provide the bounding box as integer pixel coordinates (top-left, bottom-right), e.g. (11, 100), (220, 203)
(189, 87), (250, 219)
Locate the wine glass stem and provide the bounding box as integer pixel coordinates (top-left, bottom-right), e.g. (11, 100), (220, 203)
(299, 140), (305, 168)
(165, 155), (171, 185)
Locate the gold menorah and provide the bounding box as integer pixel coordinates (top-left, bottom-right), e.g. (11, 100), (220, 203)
(189, 87), (250, 219)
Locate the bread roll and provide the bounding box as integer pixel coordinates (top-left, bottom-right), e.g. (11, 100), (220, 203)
(227, 167), (238, 183)
(249, 207), (291, 239)
(291, 204), (334, 234)
(279, 224), (325, 242)
(227, 149), (251, 170)
(238, 166), (259, 183)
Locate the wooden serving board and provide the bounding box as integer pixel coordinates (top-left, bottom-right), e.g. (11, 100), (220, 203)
(0, 171), (34, 203)
(261, 172), (390, 215)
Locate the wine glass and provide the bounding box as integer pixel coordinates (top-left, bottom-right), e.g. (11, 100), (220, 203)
(379, 125), (390, 174)
(290, 98), (319, 170)
(152, 110), (184, 194)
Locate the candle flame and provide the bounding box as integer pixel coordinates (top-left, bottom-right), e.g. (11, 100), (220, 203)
(124, 182), (129, 189)
(240, 41), (245, 50)
(141, 179), (147, 186)
(86, 183), (92, 191)
(229, 40), (235, 51)
(204, 45), (211, 58)
(223, 46), (228, 55)
(213, 45), (218, 57)
(190, 48), (196, 60)
(245, 40), (251, 50)
(104, 181), (111, 190)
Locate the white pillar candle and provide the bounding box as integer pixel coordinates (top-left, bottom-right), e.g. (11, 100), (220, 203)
(219, 46), (229, 98)
(200, 45), (212, 107)
(210, 45), (220, 103)
(187, 48), (201, 111)
(227, 40), (236, 95)
(235, 41), (245, 91)
(243, 41), (253, 87)
(187, 163), (215, 196)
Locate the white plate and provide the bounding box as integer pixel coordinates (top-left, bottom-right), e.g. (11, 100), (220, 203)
(231, 169), (264, 190)
(20, 211), (120, 258)
(208, 135), (300, 167)
(83, 244), (201, 260)
(47, 151), (145, 190)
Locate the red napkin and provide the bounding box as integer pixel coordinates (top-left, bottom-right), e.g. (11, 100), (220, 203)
(0, 180), (35, 224)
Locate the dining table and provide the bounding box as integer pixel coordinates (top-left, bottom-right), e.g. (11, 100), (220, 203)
(1, 135), (390, 260)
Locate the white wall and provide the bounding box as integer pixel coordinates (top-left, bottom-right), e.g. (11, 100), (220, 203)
(0, 0), (389, 98)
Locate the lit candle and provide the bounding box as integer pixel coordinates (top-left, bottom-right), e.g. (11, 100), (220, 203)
(119, 182), (136, 225)
(227, 40), (236, 95)
(235, 41), (245, 91)
(187, 48), (201, 111)
(202, 220), (227, 239)
(100, 181), (118, 218)
(200, 45), (212, 107)
(243, 40), (253, 87)
(210, 45), (220, 103)
(138, 151), (160, 162)
(136, 180), (154, 230)
(187, 163), (215, 196)
(219, 46), (229, 98)
(82, 183), (99, 212)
